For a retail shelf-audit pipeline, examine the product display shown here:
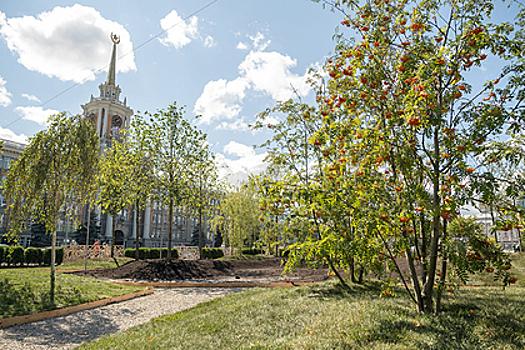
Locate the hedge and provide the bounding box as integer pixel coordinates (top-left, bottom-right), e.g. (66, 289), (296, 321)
(124, 247), (179, 260)
(0, 246), (4, 264)
(25, 247), (43, 265)
(6, 246), (25, 265)
(202, 247), (224, 259)
(43, 247), (64, 266)
(241, 248), (260, 256)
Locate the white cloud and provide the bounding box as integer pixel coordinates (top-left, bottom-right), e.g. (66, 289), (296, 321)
(0, 76), (11, 107)
(216, 141), (268, 185)
(159, 10), (198, 49)
(21, 93), (40, 103)
(236, 41), (248, 50)
(249, 32), (271, 51)
(0, 6), (136, 83)
(239, 50), (311, 101)
(203, 35), (216, 48)
(14, 106), (59, 125)
(215, 117), (250, 132)
(194, 78), (250, 124)
(0, 127), (28, 144)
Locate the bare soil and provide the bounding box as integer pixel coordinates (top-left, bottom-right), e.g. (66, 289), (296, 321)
(71, 257), (334, 283)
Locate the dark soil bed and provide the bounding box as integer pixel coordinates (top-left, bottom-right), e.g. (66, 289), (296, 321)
(70, 257), (333, 283)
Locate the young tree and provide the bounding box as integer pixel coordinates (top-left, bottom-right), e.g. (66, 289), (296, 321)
(142, 103), (207, 259)
(97, 141), (133, 258)
(4, 113), (98, 306)
(256, 0), (524, 313)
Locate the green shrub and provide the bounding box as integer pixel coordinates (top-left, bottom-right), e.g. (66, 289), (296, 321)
(242, 248), (259, 256)
(25, 247), (42, 265)
(0, 246), (5, 264)
(202, 247), (224, 259)
(124, 248), (135, 259)
(138, 248), (149, 260)
(6, 246), (25, 265)
(160, 248), (168, 258)
(171, 247), (179, 259)
(43, 247), (65, 266)
(147, 248), (160, 259)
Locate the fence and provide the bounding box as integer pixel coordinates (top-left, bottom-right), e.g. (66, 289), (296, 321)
(62, 244), (124, 263)
(176, 245), (200, 260)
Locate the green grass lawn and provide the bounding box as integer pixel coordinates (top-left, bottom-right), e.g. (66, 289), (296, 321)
(0, 267), (142, 319)
(76, 280), (525, 350)
(56, 257), (134, 271)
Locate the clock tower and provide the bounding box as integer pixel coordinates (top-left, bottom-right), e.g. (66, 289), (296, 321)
(82, 33), (133, 151)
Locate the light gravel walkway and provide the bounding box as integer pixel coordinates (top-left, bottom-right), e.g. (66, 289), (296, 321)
(0, 287), (244, 350)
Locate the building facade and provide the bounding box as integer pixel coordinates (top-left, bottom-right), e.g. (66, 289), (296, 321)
(1, 34), (218, 250)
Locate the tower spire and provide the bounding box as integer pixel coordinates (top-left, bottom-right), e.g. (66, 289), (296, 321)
(106, 33), (120, 86)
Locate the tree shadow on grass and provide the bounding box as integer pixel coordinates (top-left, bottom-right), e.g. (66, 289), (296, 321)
(0, 277), (51, 318)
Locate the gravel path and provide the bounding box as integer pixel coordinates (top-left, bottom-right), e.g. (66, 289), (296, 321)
(0, 287), (244, 350)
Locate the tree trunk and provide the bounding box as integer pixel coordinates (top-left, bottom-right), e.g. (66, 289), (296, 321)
(421, 126), (442, 313)
(50, 225), (56, 308)
(435, 219), (449, 314)
(198, 205), (203, 259)
(111, 215), (116, 258)
(84, 206), (91, 273)
(167, 198), (173, 259)
(135, 202), (140, 260)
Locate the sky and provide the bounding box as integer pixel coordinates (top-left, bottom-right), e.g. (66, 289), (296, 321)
(0, 0), (517, 186)
(0, 0), (343, 185)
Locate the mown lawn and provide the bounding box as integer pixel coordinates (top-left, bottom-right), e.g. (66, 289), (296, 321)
(77, 280), (525, 350)
(56, 257), (134, 271)
(0, 267), (142, 319)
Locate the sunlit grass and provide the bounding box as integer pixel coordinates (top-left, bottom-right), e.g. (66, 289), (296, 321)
(77, 280), (525, 350)
(0, 268), (141, 319)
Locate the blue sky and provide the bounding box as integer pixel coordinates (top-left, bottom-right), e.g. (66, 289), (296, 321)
(0, 1), (517, 185)
(0, 0), (342, 184)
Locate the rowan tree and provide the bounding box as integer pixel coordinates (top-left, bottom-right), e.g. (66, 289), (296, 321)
(256, 0), (524, 313)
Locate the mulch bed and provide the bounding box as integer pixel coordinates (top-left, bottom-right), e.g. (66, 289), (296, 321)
(70, 257), (333, 283)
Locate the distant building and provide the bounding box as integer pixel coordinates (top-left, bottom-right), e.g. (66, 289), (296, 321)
(0, 34), (218, 250)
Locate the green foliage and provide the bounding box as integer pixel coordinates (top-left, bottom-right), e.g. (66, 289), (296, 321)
(3, 113), (99, 306)
(253, 0), (525, 313)
(124, 248), (135, 259)
(43, 247), (64, 266)
(29, 222), (50, 248)
(0, 268), (141, 319)
(138, 248), (149, 260)
(24, 247), (43, 265)
(147, 248), (160, 259)
(6, 246), (25, 265)
(202, 247), (224, 259)
(0, 246), (4, 264)
(171, 247), (179, 259)
(71, 211), (101, 245)
(211, 185), (261, 255)
(241, 248), (260, 256)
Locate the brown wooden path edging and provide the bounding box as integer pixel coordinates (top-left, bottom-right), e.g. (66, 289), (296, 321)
(0, 288), (153, 329)
(113, 281), (321, 288)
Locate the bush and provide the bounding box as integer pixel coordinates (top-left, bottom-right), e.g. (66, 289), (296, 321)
(242, 248), (260, 256)
(25, 247), (43, 265)
(0, 246), (5, 264)
(171, 247), (179, 259)
(43, 247), (64, 266)
(202, 247), (224, 259)
(147, 248), (160, 259)
(124, 248), (135, 259)
(138, 248), (149, 260)
(6, 246), (25, 265)
(160, 248), (168, 258)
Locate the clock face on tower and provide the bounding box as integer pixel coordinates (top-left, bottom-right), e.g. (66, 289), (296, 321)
(112, 115), (122, 127)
